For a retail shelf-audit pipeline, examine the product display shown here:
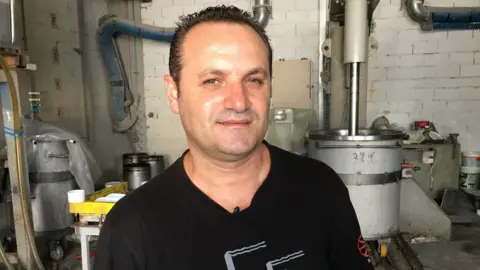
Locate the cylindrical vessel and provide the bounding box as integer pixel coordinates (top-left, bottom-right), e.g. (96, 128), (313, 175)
(141, 155), (165, 178)
(123, 152), (148, 166)
(460, 151), (480, 189)
(462, 151), (480, 167)
(344, 0), (368, 63)
(26, 139), (76, 233)
(308, 129), (404, 240)
(27, 139), (71, 172)
(124, 164), (150, 191)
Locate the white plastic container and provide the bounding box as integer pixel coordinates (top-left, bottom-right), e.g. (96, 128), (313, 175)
(67, 189), (85, 203)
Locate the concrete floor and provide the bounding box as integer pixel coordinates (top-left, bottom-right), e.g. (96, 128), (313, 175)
(52, 224), (480, 270)
(411, 224), (480, 270)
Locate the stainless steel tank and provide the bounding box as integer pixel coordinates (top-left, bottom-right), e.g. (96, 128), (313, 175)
(141, 155), (164, 178)
(123, 152), (148, 166)
(26, 139), (76, 233)
(0, 0), (25, 52)
(124, 164), (150, 190)
(308, 129), (405, 240)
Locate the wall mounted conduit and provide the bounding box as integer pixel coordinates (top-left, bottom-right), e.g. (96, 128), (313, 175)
(97, 15), (174, 132)
(97, 1), (271, 133)
(406, 0), (480, 31)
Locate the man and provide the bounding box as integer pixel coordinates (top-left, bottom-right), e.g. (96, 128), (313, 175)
(94, 5), (373, 270)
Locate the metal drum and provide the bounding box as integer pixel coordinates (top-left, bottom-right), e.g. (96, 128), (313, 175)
(27, 139), (71, 172)
(29, 175), (76, 233)
(123, 152), (148, 166)
(26, 139), (76, 233)
(141, 155), (165, 178)
(124, 164), (150, 191)
(308, 129), (405, 240)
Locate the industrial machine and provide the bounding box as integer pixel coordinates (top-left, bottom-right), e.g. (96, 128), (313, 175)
(308, 0), (452, 267)
(265, 108), (317, 156)
(0, 1), (101, 268)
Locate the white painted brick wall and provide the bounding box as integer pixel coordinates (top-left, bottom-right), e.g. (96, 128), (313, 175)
(142, 0), (480, 157)
(368, 0), (480, 151)
(141, 0), (320, 163)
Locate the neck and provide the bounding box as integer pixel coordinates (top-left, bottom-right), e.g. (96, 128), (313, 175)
(183, 142), (271, 211)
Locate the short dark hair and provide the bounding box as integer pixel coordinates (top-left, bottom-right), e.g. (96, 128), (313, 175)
(168, 5), (273, 88)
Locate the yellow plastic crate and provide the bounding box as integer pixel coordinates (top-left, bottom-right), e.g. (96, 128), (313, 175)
(69, 182), (128, 215)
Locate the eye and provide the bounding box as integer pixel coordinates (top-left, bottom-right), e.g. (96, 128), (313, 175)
(203, 79), (219, 85)
(247, 78), (264, 85)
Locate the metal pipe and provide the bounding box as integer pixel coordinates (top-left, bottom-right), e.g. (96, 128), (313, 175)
(344, 0), (368, 136)
(405, 0), (429, 23)
(317, 0), (329, 129)
(253, 0), (271, 28)
(76, 0), (93, 142)
(348, 63), (360, 136)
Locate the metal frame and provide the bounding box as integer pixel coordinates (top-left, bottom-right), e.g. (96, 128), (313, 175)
(74, 224), (100, 270)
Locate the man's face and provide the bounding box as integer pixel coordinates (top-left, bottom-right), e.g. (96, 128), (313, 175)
(164, 22), (271, 159)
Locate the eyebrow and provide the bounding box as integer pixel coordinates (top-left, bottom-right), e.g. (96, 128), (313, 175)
(197, 67), (268, 79)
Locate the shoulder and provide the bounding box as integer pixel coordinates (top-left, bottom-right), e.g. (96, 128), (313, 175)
(267, 142), (348, 198)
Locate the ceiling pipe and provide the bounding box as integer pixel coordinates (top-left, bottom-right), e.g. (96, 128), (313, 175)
(253, 0), (272, 28)
(98, 2), (272, 133)
(405, 0), (480, 31)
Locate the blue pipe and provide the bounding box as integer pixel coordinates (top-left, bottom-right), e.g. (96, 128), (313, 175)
(97, 15), (174, 128)
(406, 0), (480, 31)
(431, 11), (480, 30)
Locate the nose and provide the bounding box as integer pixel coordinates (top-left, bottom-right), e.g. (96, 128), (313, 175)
(223, 82), (250, 112)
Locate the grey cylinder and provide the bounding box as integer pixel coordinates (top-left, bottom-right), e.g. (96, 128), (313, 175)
(141, 155), (165, 178)
(124, 164), (150, 191)
(123, 152), (148, 166)
(26, 139), (76, 233)
(308, 129), (404, 240)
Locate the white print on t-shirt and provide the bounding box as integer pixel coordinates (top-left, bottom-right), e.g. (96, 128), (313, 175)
(224, 241), (305, 269)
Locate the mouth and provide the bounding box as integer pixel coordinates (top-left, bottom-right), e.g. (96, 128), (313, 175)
(217, 119), (252, 127)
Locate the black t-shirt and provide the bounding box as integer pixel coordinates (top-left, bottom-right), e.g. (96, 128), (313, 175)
(94, 142), (374, 270)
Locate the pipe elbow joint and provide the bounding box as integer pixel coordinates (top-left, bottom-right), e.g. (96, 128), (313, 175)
(406, 0), (430, 23)
(253, 0), (271, 28)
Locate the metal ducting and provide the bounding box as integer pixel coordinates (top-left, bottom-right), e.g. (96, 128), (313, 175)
(406, 0), (480, 30)
(97, 15), (175, 132)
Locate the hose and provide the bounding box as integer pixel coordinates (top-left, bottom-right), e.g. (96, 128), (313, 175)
(0, 54), (44, 269)
(0, 240), (14, 270)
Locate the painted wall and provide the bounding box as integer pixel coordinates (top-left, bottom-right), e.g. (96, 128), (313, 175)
(142, 0), (480, 161)
(368, 0), (480, 151)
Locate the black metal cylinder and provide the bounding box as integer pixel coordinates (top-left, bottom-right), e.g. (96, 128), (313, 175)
(141, 155), (165, 179)
(123, 152), (148, 166)
(124, 163), (150, 191)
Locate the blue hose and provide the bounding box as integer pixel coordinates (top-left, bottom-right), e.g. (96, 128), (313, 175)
(97, 15), (174, 129)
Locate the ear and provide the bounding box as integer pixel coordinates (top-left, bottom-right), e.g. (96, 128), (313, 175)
(164, 74), (180, 114)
